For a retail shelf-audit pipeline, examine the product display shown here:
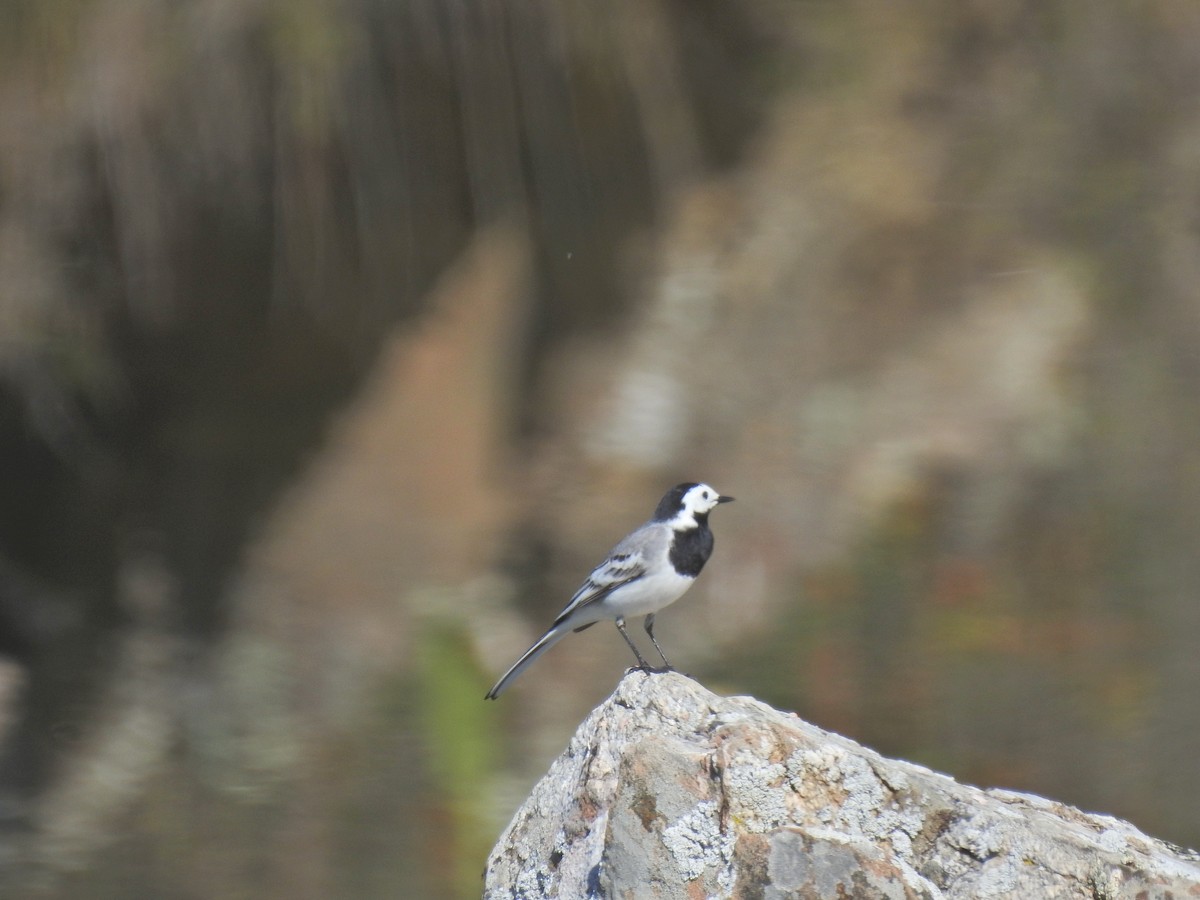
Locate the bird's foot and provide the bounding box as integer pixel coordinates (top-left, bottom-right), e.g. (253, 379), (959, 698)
(627, 664), (674, 675)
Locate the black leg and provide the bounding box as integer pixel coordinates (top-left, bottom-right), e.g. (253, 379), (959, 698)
(615, 617), (653, 669)
(643, 614), (673, 670)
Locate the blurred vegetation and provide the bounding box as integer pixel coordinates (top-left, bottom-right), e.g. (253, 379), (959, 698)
(1, 0), (1199, 897)
(417, 619), (498, 899)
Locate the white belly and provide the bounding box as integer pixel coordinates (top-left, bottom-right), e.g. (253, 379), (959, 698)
(602, 567), (696, 618)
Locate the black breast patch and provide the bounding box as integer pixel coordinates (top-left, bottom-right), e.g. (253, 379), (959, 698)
(669, 525), (714, 578)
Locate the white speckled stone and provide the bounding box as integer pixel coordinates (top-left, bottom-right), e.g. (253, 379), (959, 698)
(484, 671), (1200, 899)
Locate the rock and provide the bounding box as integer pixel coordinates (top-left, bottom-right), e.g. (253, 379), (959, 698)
(483, 671), (1200, 899)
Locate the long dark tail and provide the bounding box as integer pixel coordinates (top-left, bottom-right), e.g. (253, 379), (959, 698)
(485, 623), (571, 699)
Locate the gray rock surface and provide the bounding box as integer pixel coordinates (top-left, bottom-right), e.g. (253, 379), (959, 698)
(483, 671), (1200, 899)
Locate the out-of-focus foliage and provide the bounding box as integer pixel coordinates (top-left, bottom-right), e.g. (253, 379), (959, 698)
(2, 1), (1200, 897)
(417, 618), (498, 899)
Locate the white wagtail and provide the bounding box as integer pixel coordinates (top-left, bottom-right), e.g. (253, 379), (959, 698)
(485, 482), (734, 699)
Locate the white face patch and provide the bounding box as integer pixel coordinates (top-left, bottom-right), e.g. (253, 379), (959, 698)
(681, 483), (722, 517)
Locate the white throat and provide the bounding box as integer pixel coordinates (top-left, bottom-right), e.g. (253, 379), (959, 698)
(669, 510), (700, 530)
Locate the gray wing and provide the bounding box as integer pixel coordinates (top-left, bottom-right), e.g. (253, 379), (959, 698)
(553, 522), (669, 627)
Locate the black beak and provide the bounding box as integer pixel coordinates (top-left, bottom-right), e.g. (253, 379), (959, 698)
(717, 495), (735, 504)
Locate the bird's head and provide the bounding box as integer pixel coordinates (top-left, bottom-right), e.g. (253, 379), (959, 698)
(655, 482), (735, 527)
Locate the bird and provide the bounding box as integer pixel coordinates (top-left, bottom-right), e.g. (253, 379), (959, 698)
(485, 482), (734, 699)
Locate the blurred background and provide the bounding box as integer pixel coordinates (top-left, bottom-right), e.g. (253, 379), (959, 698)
(1, 0), (1199, 896)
